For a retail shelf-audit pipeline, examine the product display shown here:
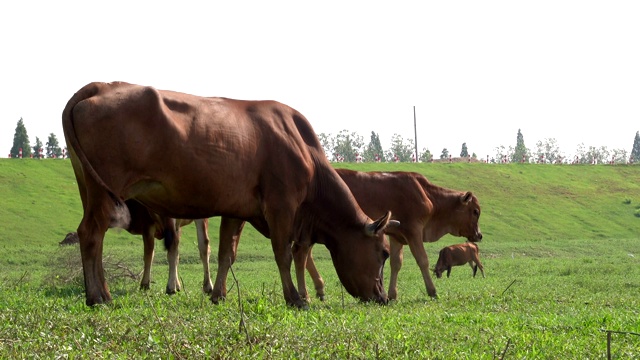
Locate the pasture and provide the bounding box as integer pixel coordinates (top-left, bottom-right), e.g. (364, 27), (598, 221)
(0, 159), (638, 359)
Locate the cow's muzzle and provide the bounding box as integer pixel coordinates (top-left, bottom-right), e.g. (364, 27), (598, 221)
(469, 232), (483, 242)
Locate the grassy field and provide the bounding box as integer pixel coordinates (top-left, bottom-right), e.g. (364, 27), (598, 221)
(0, 159), (639, 359)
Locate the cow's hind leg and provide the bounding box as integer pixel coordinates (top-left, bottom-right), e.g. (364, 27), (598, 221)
(77, 193), (119, 306)
(211, 217), (244, 304)
(470, 262), (478, 277)
(195, 219), (214, 294)
(140, 224), (156, 290)
(474, 257), (485, 278)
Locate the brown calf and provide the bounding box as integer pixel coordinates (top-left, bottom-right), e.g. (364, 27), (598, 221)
(434, 242), (485, 279)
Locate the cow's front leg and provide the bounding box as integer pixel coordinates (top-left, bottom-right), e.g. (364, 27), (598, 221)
(165, 219), (181, 294)
(140, 224), (156, 290)
(272, 236), (306, 309)
(292, 241), (312, 303)
(211, 217), (244, 304)
(407, 238), (437, 299)
(195, 219), (214, 293)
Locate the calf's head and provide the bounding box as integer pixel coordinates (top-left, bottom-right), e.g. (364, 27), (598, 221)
(323, 211), (397, 304)
(454, 192), (483, 242)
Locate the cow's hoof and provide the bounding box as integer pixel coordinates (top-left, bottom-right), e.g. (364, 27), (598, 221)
(140, 283), (150, 291)
(211, 295), (226, 305)
(288, 299), (310, 310)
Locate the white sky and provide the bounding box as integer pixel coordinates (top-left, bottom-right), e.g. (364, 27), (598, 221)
(1, 1), (639, 159)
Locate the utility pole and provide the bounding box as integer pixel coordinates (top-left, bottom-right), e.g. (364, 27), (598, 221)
(413, 106), (418, 162)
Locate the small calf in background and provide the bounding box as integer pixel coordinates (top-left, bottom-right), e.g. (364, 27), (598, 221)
(434, 242), (485, 279)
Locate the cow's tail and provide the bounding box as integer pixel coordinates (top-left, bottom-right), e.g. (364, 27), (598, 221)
(163, 228), (175, 251)
(161, 218), (177, 251)
(62, 82), (130, 228)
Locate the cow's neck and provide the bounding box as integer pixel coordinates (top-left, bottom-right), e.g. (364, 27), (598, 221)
(304, 159), (369, 234)
(424, 181), (464, 241)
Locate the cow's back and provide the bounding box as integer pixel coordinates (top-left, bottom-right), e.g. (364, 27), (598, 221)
(336, 170), (431, 228)
(66, 82), (315, 220)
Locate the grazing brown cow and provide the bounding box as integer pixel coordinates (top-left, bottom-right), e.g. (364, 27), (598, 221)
(213, 170), (482, 302)
(63, 81), (394, 307)
(434, 242), (485, 279)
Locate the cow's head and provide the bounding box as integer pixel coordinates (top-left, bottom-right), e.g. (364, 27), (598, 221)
(454, 191), (482, 242)
(324, 211), (398, 304)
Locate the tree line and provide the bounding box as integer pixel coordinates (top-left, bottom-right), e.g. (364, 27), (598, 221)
(319, 129), (640, 164)
(7, 118), (640, 164)
(8, 118), (65, 159)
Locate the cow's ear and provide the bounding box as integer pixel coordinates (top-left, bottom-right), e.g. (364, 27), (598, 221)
(365, 211), (392, 236)
(461, 191), (473, 204)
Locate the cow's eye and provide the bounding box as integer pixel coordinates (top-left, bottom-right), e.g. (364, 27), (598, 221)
(382, 250), (390, 260)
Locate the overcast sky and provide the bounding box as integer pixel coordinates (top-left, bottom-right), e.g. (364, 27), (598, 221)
(1, 1), (639, 159)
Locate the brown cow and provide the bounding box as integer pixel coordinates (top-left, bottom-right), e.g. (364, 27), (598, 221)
(213, 170), (482, 302)
(434, 242), (485, 278)
(62, 81), (394, 308)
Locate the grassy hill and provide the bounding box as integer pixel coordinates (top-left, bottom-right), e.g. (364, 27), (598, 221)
(2, 159), (639, 245)
(0, 159), (639, 358)
(1, 158), (638, 277)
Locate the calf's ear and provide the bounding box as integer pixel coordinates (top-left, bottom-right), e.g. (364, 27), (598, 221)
(365, 211), (392, 236)
(461, 191), (473, 204)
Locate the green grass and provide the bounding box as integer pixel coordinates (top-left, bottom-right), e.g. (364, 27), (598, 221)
(0, 159), (639, 358)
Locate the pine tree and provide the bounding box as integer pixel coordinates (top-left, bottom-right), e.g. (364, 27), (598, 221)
(460, 142), (469, 157)
(440, 148), (449, 160)
(10, 118), (32, 158)
(32, 137), (44, 159)
(363, 131), (384, 162)
(512, 129), (529, 163)
(630, 131), (640, 163)
(46, 133), (63, 158)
